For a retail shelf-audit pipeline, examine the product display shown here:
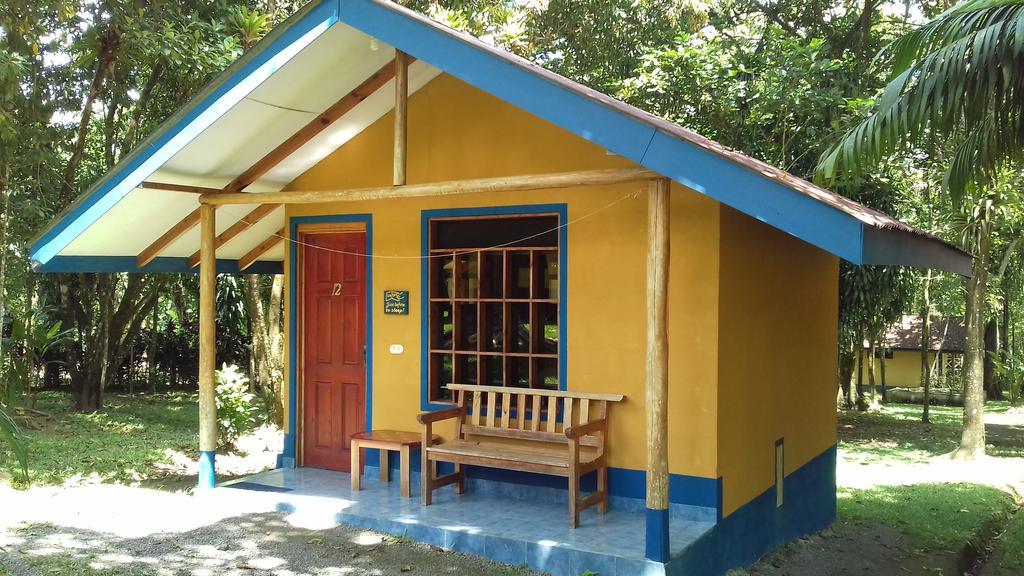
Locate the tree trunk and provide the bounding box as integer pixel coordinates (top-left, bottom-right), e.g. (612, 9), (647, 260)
(921, 272), (932, 423)
(148, 293), (158, 394)
(953, 228), (991, 461)
(243, 276), (272, 394)
(984, 319), (1000, 400)
(879, 349), (888, 403)
(839, 347), (854, 408)
(0, 163), (10, 388)
(867, 341), (877, 406)
(856, 342), (868, 411)
(60, 28), (119, 204)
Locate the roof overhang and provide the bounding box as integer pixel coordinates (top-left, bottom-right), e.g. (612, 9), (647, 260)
(29, 0), (973, 277)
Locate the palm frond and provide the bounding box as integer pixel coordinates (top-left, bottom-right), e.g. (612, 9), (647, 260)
(0, 405), (28, 482)
(817, 0), (1024, 198)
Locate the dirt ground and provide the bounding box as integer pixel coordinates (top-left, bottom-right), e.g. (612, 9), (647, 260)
(0, 511), (535, 576)
(742, 522), (962, 576)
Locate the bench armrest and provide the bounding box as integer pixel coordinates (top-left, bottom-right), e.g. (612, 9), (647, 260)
(564, 418), (606, 439)
(417, 407), (465, 425)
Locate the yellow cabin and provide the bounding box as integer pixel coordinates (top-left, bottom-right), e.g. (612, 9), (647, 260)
(30, 2), (971, 575)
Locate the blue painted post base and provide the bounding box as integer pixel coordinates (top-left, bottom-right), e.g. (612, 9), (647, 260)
(646, 507), (670, 562)
(198, 451), (217, 489)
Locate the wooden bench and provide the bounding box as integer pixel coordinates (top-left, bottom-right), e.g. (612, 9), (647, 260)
(417, 384), (625, 527)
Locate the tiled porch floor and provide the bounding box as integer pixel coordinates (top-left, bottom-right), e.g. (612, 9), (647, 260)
(218, 468), (713, 576)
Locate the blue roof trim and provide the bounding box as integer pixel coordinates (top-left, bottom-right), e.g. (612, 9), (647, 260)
(640, 131), (865, 263)
(28, 0), (339, 268)
(38, 256), (283, 275)
(337, 0), (867, 264)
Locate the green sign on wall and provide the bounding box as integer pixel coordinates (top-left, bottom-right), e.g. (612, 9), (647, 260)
(384, 290), (409, 315)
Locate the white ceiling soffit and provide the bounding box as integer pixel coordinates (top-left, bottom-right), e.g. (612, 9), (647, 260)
(159, 22), (440, 191)
(59, 21), (441, 262)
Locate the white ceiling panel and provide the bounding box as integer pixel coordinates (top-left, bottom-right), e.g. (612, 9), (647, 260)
(54, 21), (439, 265)
(61, 190), (199, 257)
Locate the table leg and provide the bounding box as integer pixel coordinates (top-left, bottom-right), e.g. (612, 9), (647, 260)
(351, 440), (361, 491)
(380, 449), (390, 483)
(400, 445), (411, 497)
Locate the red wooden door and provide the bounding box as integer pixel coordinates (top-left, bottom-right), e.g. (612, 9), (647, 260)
(302, 231), (366, 472)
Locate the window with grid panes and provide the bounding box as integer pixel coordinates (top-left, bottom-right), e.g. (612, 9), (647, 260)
(428, 215), (560, 403)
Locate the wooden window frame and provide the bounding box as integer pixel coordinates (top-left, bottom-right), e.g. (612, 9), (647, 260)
(426, 213), (562, 404)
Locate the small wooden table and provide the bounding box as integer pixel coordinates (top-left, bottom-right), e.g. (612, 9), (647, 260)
(351, 430), (440, 497)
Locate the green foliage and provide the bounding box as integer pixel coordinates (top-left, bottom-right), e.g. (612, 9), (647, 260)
(990, 349), (1024, 404)
(838, 483), (1015, 550)
(818, 0), (1024, 200)
(214, 364), (257, 447)
(1, 392), (197, 486)
(2, 312), (71, 403)
(0, 403), (28, 481)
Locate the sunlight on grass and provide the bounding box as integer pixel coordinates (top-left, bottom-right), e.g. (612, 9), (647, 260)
(838, 483), (1015, 550)
(838, 401), (1024, 465)
(2, 392), (199, 487)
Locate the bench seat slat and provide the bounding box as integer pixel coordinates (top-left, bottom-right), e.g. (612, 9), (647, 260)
(428, 439), (600, 469)
(461, 424), (602, 447)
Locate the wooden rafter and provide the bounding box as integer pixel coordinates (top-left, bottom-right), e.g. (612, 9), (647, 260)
(140, 181), (223, 194)
(187, 204), (279, 268)
(200, 168), (661, 206)
(238, 228), (285, 271)
(137, 57), (407, 268)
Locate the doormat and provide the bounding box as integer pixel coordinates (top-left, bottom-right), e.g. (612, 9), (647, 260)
(224, 482), (294, 493)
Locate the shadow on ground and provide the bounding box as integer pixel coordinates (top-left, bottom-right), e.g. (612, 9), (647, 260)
(0, 512), (534, 576)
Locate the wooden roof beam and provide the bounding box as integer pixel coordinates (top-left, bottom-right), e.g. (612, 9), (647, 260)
(187, 204), (280, 268)
(238, 228), (285, 271)
(140, 181), (224, 194)
(200, 168), (661, 206)
(137, 57), (407, 268)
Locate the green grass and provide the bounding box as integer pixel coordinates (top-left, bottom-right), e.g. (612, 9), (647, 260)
(23, 554), (157, 576)
(990, 511), (1024, 576)
(838, 483), (1016, 550)
(1, 392), (199, 487)
(838, 402), (1024, 464)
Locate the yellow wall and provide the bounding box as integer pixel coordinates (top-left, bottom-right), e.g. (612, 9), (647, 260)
(854, 351), (936, 389)
(716, 208), (839, 516)
(281, 74), (720, 478)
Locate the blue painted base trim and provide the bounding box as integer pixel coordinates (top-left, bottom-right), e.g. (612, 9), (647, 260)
(355, 447), (719, 515)
(646, 507), (670, 562)
(198, 451), (217, 489)
(667, 444), (837, 576)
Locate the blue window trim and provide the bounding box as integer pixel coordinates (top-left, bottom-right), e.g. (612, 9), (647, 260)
(420, 203), (568, 411)
(283, 213), (374, 464)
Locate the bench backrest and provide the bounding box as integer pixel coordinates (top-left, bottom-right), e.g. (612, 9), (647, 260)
(446, 384), (624, 448)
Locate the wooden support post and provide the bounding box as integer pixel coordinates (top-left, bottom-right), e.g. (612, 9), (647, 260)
(645, 178), (670, 562)
(197, 203), (218, 490)
(394, 50), (408, 186)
